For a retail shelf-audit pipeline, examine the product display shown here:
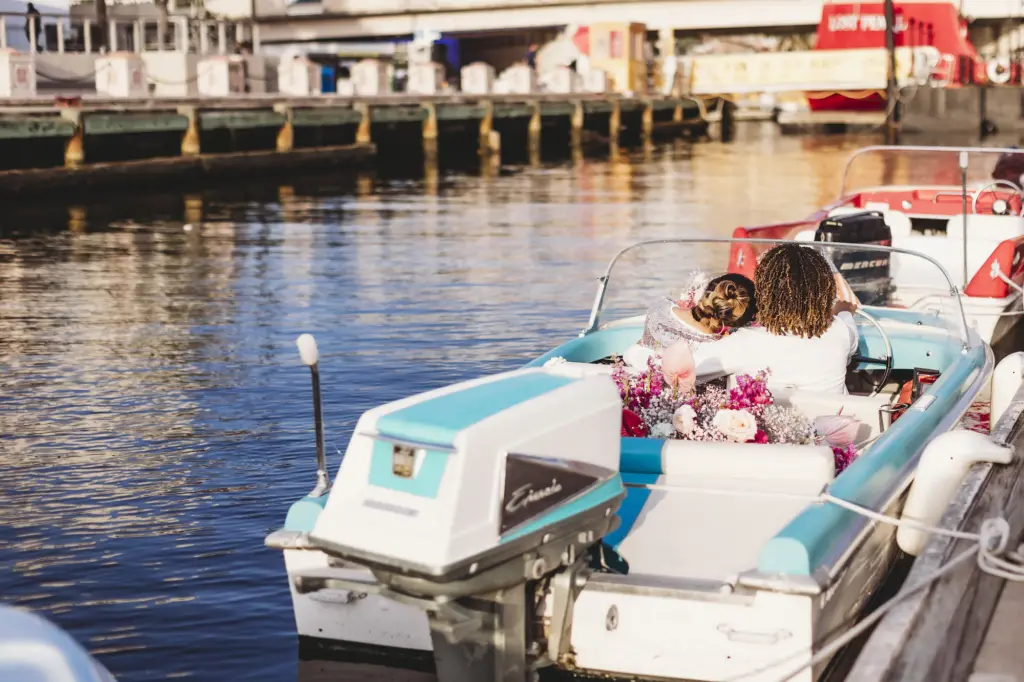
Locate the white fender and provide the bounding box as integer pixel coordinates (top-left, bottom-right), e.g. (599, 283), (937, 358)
(897, 430), (1014, 556)
(992, 352), (1024, 432)
(988, 57), (1012, 85)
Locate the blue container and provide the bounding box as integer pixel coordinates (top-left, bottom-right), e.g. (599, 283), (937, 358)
(320, 66), (336, 94)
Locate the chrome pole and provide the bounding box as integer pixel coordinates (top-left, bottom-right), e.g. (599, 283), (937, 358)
(960, 150), (969, 290)
(297, 334), (330, 497)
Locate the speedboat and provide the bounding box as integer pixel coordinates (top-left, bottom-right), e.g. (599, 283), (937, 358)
(266, 237), (1011, 681)
(736, 145), (1024, 348)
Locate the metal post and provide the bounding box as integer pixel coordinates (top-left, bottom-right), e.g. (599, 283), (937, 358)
(57, 21), (64, 54)
(960, 151), (970, 290)
(28, 16), (37, 53)
(83, 18), (92, 54)
(0, 17), (7, 49)
(884, 0), (899, 144)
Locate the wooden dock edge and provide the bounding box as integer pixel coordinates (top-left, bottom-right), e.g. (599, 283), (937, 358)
(845, 384), (1024, 682)
(0, 143), (376, 198)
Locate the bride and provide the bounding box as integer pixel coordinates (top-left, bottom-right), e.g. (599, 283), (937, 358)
(624, 272), (757, 368)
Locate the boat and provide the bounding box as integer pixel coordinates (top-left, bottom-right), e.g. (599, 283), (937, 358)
(266, 236), (1019, 681)
(735, 145), (1024, 348)
(810, 0), (980, 113)
(0, 604), (118, 682)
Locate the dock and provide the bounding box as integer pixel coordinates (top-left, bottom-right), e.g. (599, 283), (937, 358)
(0, 92), (705, 196)
(845, 383), (1024, 682)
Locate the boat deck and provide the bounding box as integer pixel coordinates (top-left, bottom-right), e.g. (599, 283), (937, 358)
(971, 583), (1024, 682)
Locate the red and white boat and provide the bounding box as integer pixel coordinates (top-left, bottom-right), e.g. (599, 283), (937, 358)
(811, 0), (981, 112)
(732, 145), (1024, 347)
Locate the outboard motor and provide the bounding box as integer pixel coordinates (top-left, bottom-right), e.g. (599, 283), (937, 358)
(303, 363), (625, 682)
(815, 211), (893, 305)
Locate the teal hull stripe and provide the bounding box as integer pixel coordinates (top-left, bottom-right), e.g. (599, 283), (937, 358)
(376, 372), (576, 448)
(758, 341), (986, 576)
(284, 495), (328, 532)
(604, 472), (657, 549)
(368, 439), (450, 498)
(500, 477), (625, 543)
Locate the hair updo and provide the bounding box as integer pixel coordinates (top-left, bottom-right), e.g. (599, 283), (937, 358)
(690, 273), (757, 335)
(754, 243), (836, 338)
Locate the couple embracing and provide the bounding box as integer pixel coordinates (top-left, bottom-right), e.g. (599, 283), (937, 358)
(626, 243), (859, 395)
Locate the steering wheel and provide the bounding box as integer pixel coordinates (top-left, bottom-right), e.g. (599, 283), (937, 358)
(971, 180), (1023, 216)
(849, 308), (893, 398)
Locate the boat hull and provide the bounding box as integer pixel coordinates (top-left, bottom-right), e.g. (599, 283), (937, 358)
(284, 549), (432, 655)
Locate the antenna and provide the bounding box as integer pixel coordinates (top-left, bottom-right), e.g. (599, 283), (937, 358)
(296, 334), (330, 498)
(960, 150), (970, 290)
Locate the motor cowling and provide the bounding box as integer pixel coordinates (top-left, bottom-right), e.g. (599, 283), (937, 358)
(306, 363), (626, 681)
(816, 211), (893, 305)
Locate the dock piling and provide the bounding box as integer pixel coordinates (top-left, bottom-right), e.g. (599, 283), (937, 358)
(61, 108), (84, 168)
(274, 104), (293, 153)
(610, 99), (621, 149)
(528, 102), (542, 162)
(642, 99), (654, 144)
(571, 100), (584, 150)
(479, 100), (497, 160)
(422, 102), (438, 159)
(180, 106), (201, 156)
(355, 103), (371, 145)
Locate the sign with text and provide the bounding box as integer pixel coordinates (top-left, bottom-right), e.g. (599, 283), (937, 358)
(685, 47), (927, 95)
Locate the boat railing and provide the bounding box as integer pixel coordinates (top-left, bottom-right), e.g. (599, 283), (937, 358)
(839, 145), (1024, 199)
(581, 237), (974, 350)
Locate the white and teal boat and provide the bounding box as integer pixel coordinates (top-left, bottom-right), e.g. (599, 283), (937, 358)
(267, 237), (1014, 682)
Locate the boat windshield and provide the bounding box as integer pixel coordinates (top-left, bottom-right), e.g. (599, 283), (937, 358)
(840, 145), (1024, 196)
(586, 238), (971, 347)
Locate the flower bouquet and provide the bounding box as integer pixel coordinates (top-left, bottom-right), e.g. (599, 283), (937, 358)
(609, 341), (861, 474)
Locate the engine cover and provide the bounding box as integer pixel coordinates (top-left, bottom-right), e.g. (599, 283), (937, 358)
(816, 211), (893, 305)
(308, 363), (624, 585)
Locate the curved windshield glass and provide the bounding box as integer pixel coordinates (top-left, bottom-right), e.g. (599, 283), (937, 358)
(840, 146), (1024, 197)
(587, 238), (971, 347)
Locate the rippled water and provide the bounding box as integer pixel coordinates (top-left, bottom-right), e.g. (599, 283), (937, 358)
(0, 126), (1002, 682)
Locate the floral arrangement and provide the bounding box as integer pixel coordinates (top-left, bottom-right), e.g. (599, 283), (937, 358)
(605, 340), (861, 474)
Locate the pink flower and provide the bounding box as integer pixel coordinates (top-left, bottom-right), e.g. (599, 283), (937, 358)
(750, 429), (769, 444)
(833, 445), (857, 474)
(662, 340), (696, 394)
(621, 409), (648, 437)
(815, 414), (859, 449)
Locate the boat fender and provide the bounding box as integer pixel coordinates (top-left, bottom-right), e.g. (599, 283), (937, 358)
(992, 352), (1024, 432)
(988, 58), (1012, 85)
(897, 430), (1014, 556)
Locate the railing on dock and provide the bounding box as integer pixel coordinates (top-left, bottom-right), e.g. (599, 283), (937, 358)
(1, 10), (259, 54)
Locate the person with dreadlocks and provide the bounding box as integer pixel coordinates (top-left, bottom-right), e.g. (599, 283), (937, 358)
(690, 243), (859, 394)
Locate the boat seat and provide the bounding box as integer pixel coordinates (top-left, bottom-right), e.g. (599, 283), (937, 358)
(947, 213), (1024, 244)
(772, 388), (892, 446)
(616, 441), (835, 583)
(890, 232), (1009, 292)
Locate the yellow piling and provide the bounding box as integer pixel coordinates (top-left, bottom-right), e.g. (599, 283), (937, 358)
(275, 104), (293, 153)
(355, 103), (371, 145)
(179, 106), (201, 156)
(422, 102), (439, 159)
(62, 108), (84, 168)
(528, 102), (542, 163)
(570, 100), (584, 150)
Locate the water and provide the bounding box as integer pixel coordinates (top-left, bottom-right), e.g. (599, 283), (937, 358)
(0, 125), (1003, 682)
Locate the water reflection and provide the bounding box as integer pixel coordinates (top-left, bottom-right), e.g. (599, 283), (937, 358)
(0, 125), (976, 682)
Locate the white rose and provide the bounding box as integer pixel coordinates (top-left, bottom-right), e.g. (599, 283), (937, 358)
(672, 405), (697, 436)
(649, 422), (674, 439)
(712, 409), (759, 443)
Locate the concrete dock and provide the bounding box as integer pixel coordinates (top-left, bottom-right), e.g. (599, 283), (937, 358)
(0, 92), (704, 195)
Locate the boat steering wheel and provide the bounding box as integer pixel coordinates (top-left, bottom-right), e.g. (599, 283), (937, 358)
(849, 308), (893, 398)
(971, 180), (1023, 216)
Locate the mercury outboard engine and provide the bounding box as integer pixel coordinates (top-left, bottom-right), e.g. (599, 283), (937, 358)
(815, 211), (893, 305)
(302, 363), (625, 682)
